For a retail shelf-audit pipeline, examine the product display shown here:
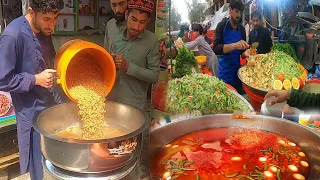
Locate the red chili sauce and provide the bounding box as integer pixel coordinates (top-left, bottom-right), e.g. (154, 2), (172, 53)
(150, 128), (310, 180)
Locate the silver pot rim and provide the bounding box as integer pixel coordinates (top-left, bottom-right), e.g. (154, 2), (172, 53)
(237, 68), (268, 95)
(33, 101), (148, 144)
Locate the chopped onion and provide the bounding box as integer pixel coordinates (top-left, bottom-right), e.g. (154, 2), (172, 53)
(270, 166), (278, 173)
(300, 161), (309, 167)
(298, 152), (306, 157)
(263, 171), (273, 177)
(231, 157), (242, 161)
(293, 173), (305, 180)
(288, 165), (298, 172)
(259, 157), (267, 162)
(288, 142), (296, 147)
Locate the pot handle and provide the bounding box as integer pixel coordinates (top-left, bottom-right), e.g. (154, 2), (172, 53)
(50, 72), (61, 86)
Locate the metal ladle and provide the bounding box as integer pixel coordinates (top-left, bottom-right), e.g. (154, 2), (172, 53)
(247, 42), (260, 67)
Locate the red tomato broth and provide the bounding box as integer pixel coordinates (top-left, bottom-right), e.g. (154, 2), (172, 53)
(150, 128), (310, 180)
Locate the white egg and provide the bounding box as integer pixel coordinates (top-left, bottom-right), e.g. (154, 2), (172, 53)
(298, 152), (306, 157)
(300, 161), (309, 167)
(263, 171), (273, 177)
(231, 157), (242, 161)
(288, 142), (296, 147)
(293, 173), (305, 180)
(172, 145), (179, 148)
(259, 157), (267, 162)
(288, 165), (298, 172)
(270, 166), (278, 173)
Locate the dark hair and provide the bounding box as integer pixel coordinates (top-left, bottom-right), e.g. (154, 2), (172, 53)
(203, 29), (208, 35)
(184, 26), (189, 31)
(230, 0), (244, 12)
(128, 8), (150, 18)
(192, 24), (203, 35)
(30, 0), (64, 13)
(251, 10), (262, 20)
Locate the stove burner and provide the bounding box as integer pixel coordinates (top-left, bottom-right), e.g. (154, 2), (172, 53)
(43, 157), (140, 180)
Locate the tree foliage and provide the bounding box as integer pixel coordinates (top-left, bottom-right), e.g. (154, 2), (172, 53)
(169, 6), (182, 31)
(184, 0), (206, 23)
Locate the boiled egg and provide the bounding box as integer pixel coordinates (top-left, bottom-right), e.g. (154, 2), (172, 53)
(259, 157), (267, 162)
(162, 171), (171, 179)
(288, 142), (296, 147)
(298, 152), (306, 157)
(263, 171), (273, 178)
(293, 173), (305, 180)
(270, 166), (278, 173)
(278, 140), (285, 145)
(300, 161), (309, 167)
(231, 157), (242, 161)
(172, 145), (179, 148)
(288, 165), (298, 172)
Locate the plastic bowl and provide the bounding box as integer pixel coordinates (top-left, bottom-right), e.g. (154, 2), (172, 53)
(195, 56), (207, 65)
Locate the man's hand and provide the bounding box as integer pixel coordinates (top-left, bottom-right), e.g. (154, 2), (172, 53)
(243, 49), (250, 58)
(282, 104), (295, 115)
(112, 54), (129, 70)
(264, 90), (289, 105)
(35, 69), (56, 88)
(234, 40), (249, 50)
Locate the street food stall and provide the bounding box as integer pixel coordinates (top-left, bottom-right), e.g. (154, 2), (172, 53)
(32, 37), (320, 180)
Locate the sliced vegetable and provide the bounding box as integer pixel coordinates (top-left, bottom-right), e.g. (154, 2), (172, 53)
(224, 172), (239, 178)
(243, 163), (247, 170)
(276, 169), (282, 180)
(278, 73), (285, 82)
(166, 74), (250, 115)
(292, 78), (300, 90)
(272, 43), (298, 62)
(236, 175), (255, 180)
(264, 162), (268, 171)
(196, 173), (200, 180)
(283, 79), (292, 90)
(273, 80), (283, 90)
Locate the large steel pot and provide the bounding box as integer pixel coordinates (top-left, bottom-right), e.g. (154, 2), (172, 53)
(33, 101), (147, 173)
(149, 114), (320, 178)
(238, 69), (268, 96)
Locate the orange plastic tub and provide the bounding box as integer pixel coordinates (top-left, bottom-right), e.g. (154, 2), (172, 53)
(243, 84), (264, 112)
(55, 39), (116, 102)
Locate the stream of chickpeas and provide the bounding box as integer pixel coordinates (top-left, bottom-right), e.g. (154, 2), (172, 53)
(55, 56), (126, 140)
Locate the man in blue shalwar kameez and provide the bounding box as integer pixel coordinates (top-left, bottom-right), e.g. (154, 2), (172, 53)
(0, 0), (64, 179)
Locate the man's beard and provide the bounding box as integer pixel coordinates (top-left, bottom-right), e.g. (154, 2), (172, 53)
(115, 14), (125, 22)
(33, 17), (51, 36)
(128, 28), (141, 37)
(231, 16), (240, 25)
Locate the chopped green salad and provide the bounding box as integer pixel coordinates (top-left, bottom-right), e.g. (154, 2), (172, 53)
(271, 43), (298, 62)
(272, 50), (302, 80)
(166, 74), (251, 115)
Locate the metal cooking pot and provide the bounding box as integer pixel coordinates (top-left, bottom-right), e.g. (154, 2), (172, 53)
(33, 101), (147, 173)
(149, 114), (320, 178)
(238, 69), (268, 96)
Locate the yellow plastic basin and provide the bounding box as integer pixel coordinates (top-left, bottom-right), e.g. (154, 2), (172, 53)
(55, 39), (116, 102)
